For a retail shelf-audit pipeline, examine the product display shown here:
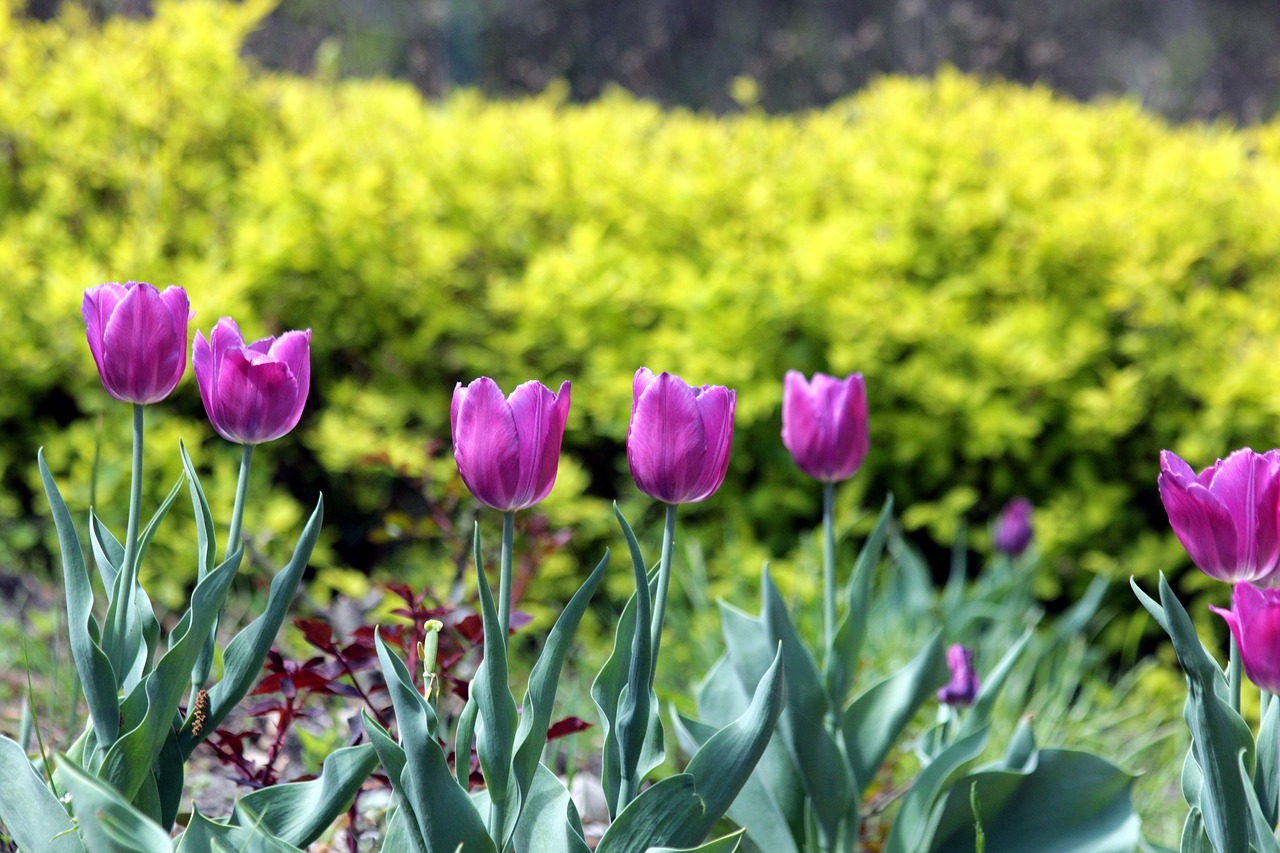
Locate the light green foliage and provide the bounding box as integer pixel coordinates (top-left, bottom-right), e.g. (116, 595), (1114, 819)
(5, 3), (1280, 614)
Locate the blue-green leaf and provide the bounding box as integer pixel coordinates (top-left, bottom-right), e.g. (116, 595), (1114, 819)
(233, 744), (377, 847)
(884, 726), (991, 853)
(508, 764), (592, 853)
(824, 495), (894, 707)
(0, 735), (83, 853)
(57, 753), (173, 853)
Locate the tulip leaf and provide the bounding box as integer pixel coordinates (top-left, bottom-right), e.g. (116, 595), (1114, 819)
(370, 637), (494, 853)
(471, 523), (521, 847)
(824, 495), (894, 707)
(455, 694), (478, 786)
(381, 805), (430, 853)
(361, 714), (429, 853)
(39, 448), (120, 747)
(182, 495), (323, 757)
(647, 830), (746, 853)
(232, 744), (377, 847)
(956, 626), (1035, 740)
(1240, 750), (1280, 853)
(180, 442), (221, 693)
(1179, 808), (1214, 853)
(1155, 573), (1252, 853)
(155, 730), (185, 831)
(595, 774), (704, 853)
(761, 567), (853, 848)
(99, 544), (243, 803)
(512, 549), (610, 808)
(90, 512), (162, 695)
(0, 735), (83, 853)
(492, 763), (592, 853)
(1256, 698), (1280, 828)
(57, 752), (174, 853)
(843, 632), (948, 795)
(883, 726), (991, 853)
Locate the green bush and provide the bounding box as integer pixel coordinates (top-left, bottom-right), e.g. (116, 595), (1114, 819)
(6, 0), (1280, 626)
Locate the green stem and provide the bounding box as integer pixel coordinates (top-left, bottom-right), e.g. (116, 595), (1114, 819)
(225, 444), (255, 563)
(499, 510), (515, 642)
(649, 504), (679, 687)
(822, 481), (837, 654)
(1230, 633), (1243, 715)
(110, 405), (145, 668)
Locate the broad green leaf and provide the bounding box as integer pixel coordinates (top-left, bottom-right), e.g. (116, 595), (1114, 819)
(40, 449), (119, 746)
(884, 726), (991, 853)
(470, 524), (520, 847)
(181, 443), (219, 690)
(761, 568), (852, 848)
(99, 545), (242, 802)
(595, 774), (704, 853)
(362, 714), (428, 853)
(508, 764), (592, 853)
(183, 495), (324, 758)
(956, 627), (1035, 740)
(512, 549), (610, 807)
(0, 735), (83, 853)
(647, 830), (745, 853)
(57, 753), (173, 853)
(88, 515), (161, 695)
(1255, 697), (1280, 828)
(155, 731), (185, 831)
(843, 632), (947, 795)
(455, 694), (478, 786)
(824, 495), (893, 707)
(233, 744), (378, 847)
(1240, 751), (1280, 853)
(1179, 809), (1214, 853)
(928, 748), (1140, 853)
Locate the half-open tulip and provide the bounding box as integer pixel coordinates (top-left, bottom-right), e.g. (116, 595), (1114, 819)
(1158, 448), (1280, 584)
(193, 318), (311, 445)
(937, 644), (980, 708)
(781, 371), (869, 483)
(1211, 582), (1280, 694)
(451, 377), (571, 511)
(627, 368), (735, 505)
(82, 281), (190, 404)
(993, 498), (1034, 557)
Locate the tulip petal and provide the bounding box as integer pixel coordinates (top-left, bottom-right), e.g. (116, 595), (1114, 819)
(628, 372), (707, 504)
(453, 377), (521, 510)
(100, 283), (186, 404)
(266, 330), (312, 435)
(211, 349), (300, 444)
(1219, 583), (1280, 694)
(507, 380), (570, 509)
(687, 385), (735, 502)
(193, 329), (215, 418)
(1158, 474), (1242, 582)
(82, 283), (129, 384)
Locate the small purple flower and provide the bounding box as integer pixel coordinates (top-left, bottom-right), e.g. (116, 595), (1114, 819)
(937, 644), (980, 708)
(451, 377), (571, 512)
(193, 318), (311, 445)
(627, 368), (735, 505)
(82, 281), (190, 405)
(781, 371), (870, 483)
(1211, 583), (1280, 694)
(993, 498), (1034, 557)
(1158, 449), (1280, 585)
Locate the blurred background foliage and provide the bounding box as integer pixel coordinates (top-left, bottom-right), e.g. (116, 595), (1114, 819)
(4, 0), (1280, 634)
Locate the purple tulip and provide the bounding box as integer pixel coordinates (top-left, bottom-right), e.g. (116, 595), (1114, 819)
(451, 377), (571, 511)
(781, 371), (869, 483)
(1158, 449), (1280, 585)
(193, 318), (312, 445)
(1211, 583), (1280, 694)
(82, 281), (190, 405)
(937, 644), (980, 707)
(993, 498), (1034, 557)
(627, 368), (735, 505)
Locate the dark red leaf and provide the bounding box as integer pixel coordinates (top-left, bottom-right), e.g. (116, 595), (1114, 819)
(546, 717), (591, 741)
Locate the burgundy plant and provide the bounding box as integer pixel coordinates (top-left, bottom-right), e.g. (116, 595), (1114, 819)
(82, 281), (190, 404)
(627, 367), (735, 504)
(781, 370), (869, 483)
(1158, 448), (1280, 584)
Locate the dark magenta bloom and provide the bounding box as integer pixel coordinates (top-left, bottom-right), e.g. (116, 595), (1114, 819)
(1158, 449), (1280, 584)
(627, 368), (735, 505)
(937, 644), (979, 707)
(451, 377), (571, 511)
(781, 371), (869, 483)
(993, 498), (1034, 556)
(82, 281), (190, 405)
(193, 318), (311, 445)
(1211, 583), (1280, 694)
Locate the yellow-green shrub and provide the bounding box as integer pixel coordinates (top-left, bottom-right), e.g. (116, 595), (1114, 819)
(6, 1), (1280, 626)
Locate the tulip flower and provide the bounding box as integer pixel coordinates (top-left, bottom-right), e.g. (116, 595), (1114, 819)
(993, 498), (1034, 557)
(937, 644), (980, 707)
(450, 377), (572, 512)
(1158, 448), (1280, 585)
(627, 368), (735, 505)
(1211, 583), (1280, 694)
(193, 318), (312, 446)
(82, 281), (190, 405)
(781, 371), (869, 483)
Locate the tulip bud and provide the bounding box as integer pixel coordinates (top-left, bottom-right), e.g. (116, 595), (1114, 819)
(1158, 448), (1280, 585)
(937, 644), (980, 708)
(82, 281), (191, 405)
(1211, 582), (1280, 694)
(193, 318), (312, 445)
(451, 377), (571, 511)
(627, 368), (735, 505)
(993, 498), (1034, 557)
(781, 371), (869, 483)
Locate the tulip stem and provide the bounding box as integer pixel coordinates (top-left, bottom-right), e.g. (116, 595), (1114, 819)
(650, 504), (679, 686)
(499, 510), (515, 641)
(111, 404), (145, 675)
(225, 444), (255, 562)
(823, 481), (837, 653)
(1229, 633), (1243, 714)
